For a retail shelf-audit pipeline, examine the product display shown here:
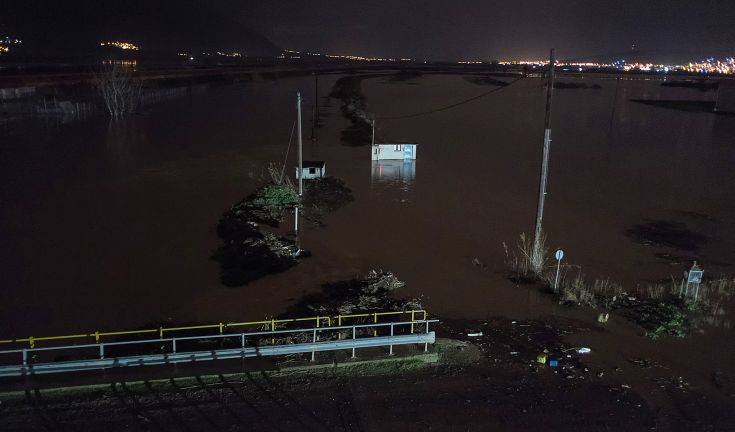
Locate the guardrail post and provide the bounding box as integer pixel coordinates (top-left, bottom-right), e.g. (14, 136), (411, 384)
(410, 311), (415, 334)
(22, 349), (27, 367)
(271, 319), (275, 345)
(219, 323), (224, 334)
(389, 323), (394, 355)
(373, 313), (378, 336)
(351, 326), (356, 358)
(311, 329), (317, 362)
(99, 343), (105, 359)
(172, 338), (177, 354)
(337, 315), (342, 339)
(241, 333), (245, 349)
(424, 320), (430, 353)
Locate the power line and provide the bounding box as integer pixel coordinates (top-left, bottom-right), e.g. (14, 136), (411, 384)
(279, 119), (296, 181)
(376, 75), (525, 120)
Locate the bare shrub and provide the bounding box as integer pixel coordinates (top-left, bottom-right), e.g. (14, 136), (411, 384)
(95, 62), (141, 118)
(558, 274), (624, 309)
(505, 232), (548, 282)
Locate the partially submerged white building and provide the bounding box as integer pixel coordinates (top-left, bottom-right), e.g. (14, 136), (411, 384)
(371, 143), (417, 161)
(371, 159), (416, 184)
(295, 161), (326, 180)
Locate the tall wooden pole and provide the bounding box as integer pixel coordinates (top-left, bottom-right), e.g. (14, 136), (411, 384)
(297, 92), (303, 196)
(311, 73), (318, 140)
(371, 119), (375, 146)
(295, 92), (303, 237)
(532, 49), (555, 271)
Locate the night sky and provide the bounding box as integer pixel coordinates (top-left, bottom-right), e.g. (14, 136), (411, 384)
(225, 0), (735, 61)
(5, 1), (735, 61)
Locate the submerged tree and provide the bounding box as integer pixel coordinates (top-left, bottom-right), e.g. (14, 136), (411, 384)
(95, 62), (141, 118)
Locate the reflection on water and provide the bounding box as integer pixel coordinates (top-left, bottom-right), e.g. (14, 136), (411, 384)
(370, 159), (416, 191)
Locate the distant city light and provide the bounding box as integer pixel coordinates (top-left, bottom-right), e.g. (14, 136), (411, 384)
(498, 57), (735, 75)
(102, 59), (137, 68)
(99, 41), (140, 51)
(216, 51), (243, 58)
(0, 36), (22, 55)
(279, 48), (412, 63)
(324, 53), (398, 62)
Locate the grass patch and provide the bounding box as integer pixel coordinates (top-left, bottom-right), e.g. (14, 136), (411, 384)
(504, 232), (735, 339)
(503, 232), (548, 283)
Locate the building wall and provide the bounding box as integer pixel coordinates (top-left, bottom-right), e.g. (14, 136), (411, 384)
(371, 159), (416, 184)
(295, 166), (325, 179)
(371, 144), (418, 161)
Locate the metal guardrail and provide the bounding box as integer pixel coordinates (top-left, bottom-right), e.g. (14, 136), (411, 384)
(0, 320), (438, 377)
(0, 310), (428, 349)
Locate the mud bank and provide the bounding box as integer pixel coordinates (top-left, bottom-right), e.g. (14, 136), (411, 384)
(213, 177), (353, 286)
(328, 73), (387, 146)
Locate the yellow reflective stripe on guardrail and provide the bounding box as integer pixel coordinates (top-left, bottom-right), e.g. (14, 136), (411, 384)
(0, 309), (427, 348)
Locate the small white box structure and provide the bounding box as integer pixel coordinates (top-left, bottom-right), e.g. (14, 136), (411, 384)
(371, 143), (417, 161)
(295, 161), (326, 180)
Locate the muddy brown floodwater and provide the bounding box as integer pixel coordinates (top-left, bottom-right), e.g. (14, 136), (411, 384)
(1, 72), (735, 410)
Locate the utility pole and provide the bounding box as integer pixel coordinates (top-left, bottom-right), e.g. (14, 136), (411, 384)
(297, 92), (303, 196)
(295, 92), (303, 237)
(311, 73), (318, 141)
(371, 119), (375, 146)
(531, 48), (555, 272)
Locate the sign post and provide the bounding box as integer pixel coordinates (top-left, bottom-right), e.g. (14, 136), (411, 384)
(554, 249), (564, 293)
(684, 261), (704, 302)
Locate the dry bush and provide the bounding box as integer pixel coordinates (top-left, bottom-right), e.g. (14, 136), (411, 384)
(95, 62), (141, 118)
(505, 232), (548, 282)
(558, 273), (624, 309)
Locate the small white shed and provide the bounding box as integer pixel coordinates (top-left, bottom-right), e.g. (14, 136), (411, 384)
(295, 161), (326, 180)
(371, 143), (418, 161)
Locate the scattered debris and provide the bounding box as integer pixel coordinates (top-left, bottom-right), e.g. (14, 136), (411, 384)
(284, 269), (422, 316)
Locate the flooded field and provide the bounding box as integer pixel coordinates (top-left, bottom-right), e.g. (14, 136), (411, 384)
(2, 72), (735, 384)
